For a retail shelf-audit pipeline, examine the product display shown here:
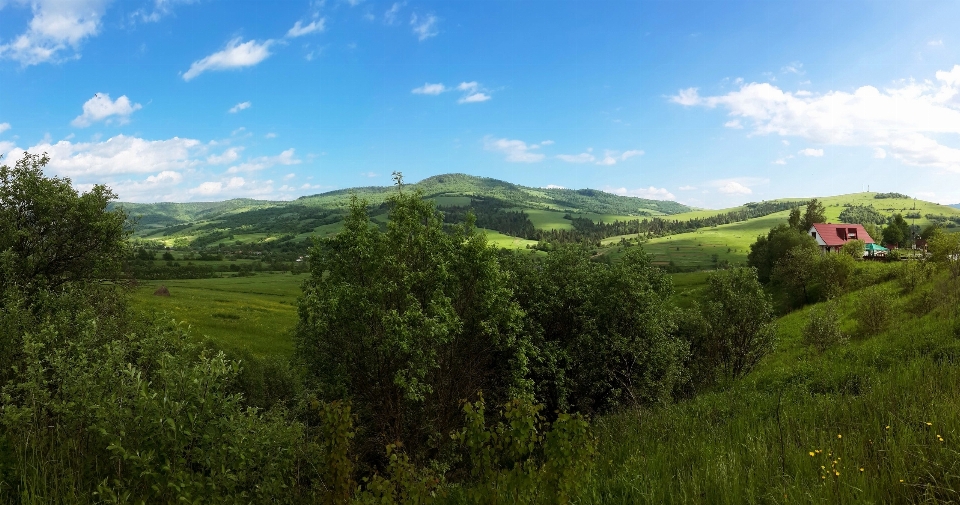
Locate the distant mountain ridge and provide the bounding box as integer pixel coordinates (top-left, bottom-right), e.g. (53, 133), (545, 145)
(116, 173), (695, 226)
(950, 203), (960, 209)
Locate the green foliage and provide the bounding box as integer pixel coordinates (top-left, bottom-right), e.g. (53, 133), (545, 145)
(450, 395), (596, 504)
(803, 301), (846, 352)
(0, 153), (128, 293)
(882, 213), (911, 247)
(801, 198), (827, 231)
(772, 242), (821, 305)
(698, 267), (777, 379)
(854, 285), (895, 337)
(838, 204), (886, 226)
(788, 207), (802, 229)
(928, 228), (960, 278)
(506, 245), (687, 413)
(296, 189), (531, 465)
(748, 224), (818, 283)
(839, 239), (865, 259)
(874, 192), (912, 199)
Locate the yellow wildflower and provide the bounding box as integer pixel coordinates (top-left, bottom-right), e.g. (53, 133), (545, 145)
(838, 434), (842, 439)
(809, 451), (815, 457)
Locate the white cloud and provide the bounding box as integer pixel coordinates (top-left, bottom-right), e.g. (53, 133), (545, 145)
(0, 0), (110, 65)
(412, 83), (447, 95)
(384, 2), (404, 24)
(606, 186), (676, 200)
(362, 171), (377, 177)
(544, 184), (565, 189)
(484, 137), (545, 163)
(227, 102), (253, 114)
(284, 173), (296, 180)
(287, 18), (326, 37)
(207, 147), (243, 165)
(670, 87), (701, 106)
(410, 13), (438, 41)
(672, 66), (960, 172)
(71, 93), (141, 127)
(183, 38), (274, 81)
(595, 149), (644, 166)
(265, 132), (277, 138)
(621, 149), (644, 160)
(929, 39), (944, 47)
(781, 61), (804, 75)
(228, 101), (251, 113)
(226, 148), (301, 173)
(556, 153), (595, 163)
(717, 181), (752, 194)
(541, 140), (554, 146)
(5, 134), (203, 177)
(459, 92), (490, 103)
(458, 81), (478, 92)
(798, 148), (824, 157)
(145, 170), (182, 184)
(132, 0), (197, 23)
(0, 123), (10, 134)
(873, 147), (887, 159)
(724, 119), (743, 129)
(679, 185), (697, 191)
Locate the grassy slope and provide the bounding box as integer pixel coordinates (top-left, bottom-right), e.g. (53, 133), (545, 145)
(587, 267), (960, 504)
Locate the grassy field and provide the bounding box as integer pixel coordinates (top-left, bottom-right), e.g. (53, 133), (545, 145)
(130, 273), (302, 357)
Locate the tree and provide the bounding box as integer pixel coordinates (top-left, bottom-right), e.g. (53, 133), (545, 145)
(772, 242), (820, 305)
(748, 224), (818, 283)
(928, 228), (960, 278)
(882, 213), (911, 247)
(801, 199), (827, 231)
(506, 245), (686, 414)
(0, 153), (128, 293)
(788, 207), (802, 230)
(699, 267), (777, 378)
(839, 239), (865, 260)
(295, 183), (530, 465)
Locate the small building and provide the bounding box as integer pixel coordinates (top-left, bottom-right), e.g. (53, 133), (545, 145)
(809, 223), (875, 254)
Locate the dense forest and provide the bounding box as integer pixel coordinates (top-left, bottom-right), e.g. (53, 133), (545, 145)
(4, 154), (960, 503)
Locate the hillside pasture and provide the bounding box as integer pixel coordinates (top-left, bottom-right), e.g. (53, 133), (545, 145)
(131, 273), (301, 358)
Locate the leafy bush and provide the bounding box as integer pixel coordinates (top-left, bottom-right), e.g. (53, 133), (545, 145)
(854, 286), (894, 337)
(804, 302), (846, 352)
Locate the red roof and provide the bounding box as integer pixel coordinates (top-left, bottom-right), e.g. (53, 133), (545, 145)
(810, 223), (875, 247)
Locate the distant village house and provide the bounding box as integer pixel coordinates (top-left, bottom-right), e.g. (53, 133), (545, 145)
(809, 223), (875, 254)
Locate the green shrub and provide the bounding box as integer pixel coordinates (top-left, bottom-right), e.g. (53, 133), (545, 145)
(803, 302), (846, 352)
(855, 285), (894, 337)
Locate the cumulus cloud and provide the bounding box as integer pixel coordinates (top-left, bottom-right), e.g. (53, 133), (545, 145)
(670, 66), (960, 172)
(798, 148), (824, 157)
(724, 119), (743, 129)
(605, 186), (676, 200)
(4, 134), (203, 177)
(226, 148), (301, 173)
(183, 38), (274, 81)
(0, 123), (10, 134)
(287, 18), (325, 37)
(410, 13), (438, 40)
(228, 101), (251, 113)
(717, 181), (752, 194)
(544, 184), (565, 189)
(679, 185), (697, 191)
(207, 146), (243, 165)
(484, 137), (546, 163)
(873, 147), (887, 159)
(0, 0), (110, 65)
(459, 92), (490, 103)
(596, 149), (644, 166)
(71, 93), (142, 127)
(412, 83), (447, 95)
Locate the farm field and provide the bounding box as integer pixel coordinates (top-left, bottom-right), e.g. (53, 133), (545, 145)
(130, 273), (302, 358)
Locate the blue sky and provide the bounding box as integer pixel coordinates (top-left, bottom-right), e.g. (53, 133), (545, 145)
(2, 0), (960, 207)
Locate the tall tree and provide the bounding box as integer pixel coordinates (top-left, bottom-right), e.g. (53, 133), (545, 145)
(788, 207), (802, 230)
(801, 198), (827, 231)
(882, 213), (911, 247)
(747, 224), (817, 283)
(295, 181), (530, 465)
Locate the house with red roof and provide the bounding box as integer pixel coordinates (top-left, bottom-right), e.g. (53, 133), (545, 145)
(809, 223), (875, 254)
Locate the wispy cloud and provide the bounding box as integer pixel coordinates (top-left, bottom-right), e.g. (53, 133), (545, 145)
(228, 101), (252, 113)
(384, 2), (405, 24)
(0, 123), (10, 134)
(183, 37), (274, 81)
(132, 0), (197, 23)
(781, 61), (804, 75)
(412, 83), (447, 95)
(287, 18), (326, 37)
(556, 152), (595, 163)
(226, 148), (301, 173)
(71, 93), (142, 127)
(798, 147), (823, 157)
(484, 137), (547, 163)
(410, 13), (438, 41)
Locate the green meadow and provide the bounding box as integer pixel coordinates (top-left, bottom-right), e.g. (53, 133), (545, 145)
(130, 273), (302, 357)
